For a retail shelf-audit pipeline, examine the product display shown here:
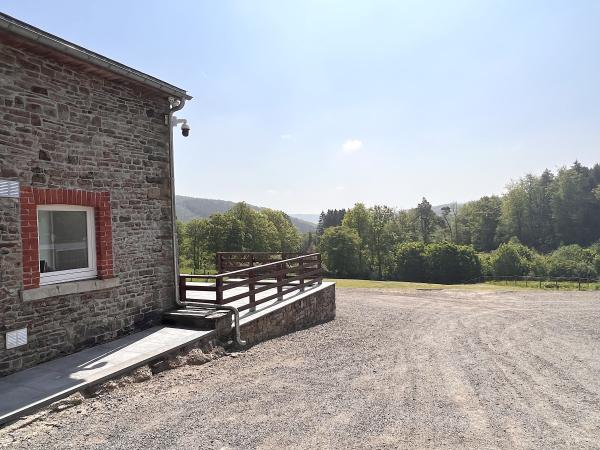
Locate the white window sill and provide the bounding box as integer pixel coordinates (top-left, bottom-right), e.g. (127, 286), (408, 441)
(21, 277), (120, 302)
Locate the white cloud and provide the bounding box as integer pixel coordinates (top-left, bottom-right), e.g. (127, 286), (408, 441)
(267, 189), (279, 195)
(280, 133), (293, 140)
(342, 139), (363, 153)
(335, 185), (345, 191)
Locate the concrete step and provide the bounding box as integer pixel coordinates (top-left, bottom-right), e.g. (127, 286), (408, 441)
(162, 308), (231, 330)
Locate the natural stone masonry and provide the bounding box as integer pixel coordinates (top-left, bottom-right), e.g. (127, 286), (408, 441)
(0, 35), (178, 376)
(239, 283), (336, 345)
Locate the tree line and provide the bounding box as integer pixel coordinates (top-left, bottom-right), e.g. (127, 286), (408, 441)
(317, 162), (600, 282)
(177, 162), (600, 283)
(178, 202), (301, 274)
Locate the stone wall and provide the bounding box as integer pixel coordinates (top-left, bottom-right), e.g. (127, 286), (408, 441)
(0, 37), (178, 376)
(240, 283), (336, 345)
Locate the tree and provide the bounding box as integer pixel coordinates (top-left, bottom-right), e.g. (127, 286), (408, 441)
(342, 203), (372, 275)
(458, 196), (502, 251)
(440, 204), (458, 243)
(319, 226), (361, 277)
(302, 232), (317, 253)
(203, 213), (244, 254)
(261, 209), (301, 252)
(316, 209), (346, 235)
(498, 172), (555, 250)
(227, 203), (279, 251)
(415, 198), (437, 244)
(176, 220), (185, 255)
(395, 210), (419, 242)
(369, 205), (396, 279)
(551, 162), (600, 247)
(184, 219), (209, 274)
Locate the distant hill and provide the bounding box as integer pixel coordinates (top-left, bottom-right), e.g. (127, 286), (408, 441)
(289, 213), (320, 225)
(175, 195), (317, 233)
(431, 203), (463, 216)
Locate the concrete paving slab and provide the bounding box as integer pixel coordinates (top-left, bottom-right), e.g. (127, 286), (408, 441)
(0, 386), (47, 418)
(0, 326), (214, 426)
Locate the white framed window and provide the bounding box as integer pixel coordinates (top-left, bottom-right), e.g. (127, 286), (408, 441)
(37, 205), (97, 285)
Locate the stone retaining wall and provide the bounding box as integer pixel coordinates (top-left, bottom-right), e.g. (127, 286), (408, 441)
(239, 283), (336, 345)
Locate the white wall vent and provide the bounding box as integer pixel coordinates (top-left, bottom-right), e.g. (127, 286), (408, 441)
(0, 179), (19, 198)
(6, 328), (28, 349)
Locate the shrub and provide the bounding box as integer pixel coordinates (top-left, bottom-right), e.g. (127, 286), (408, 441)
(490, 242), (532, 276)
(425, 242), (482, 284)
(479, 253), (493, 277)
(547, 245), (597, 278)
(529, 253), (549, 277)
(390, 242), (427, 282)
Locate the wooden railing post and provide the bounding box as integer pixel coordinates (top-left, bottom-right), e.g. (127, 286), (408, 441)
(299, 258), (305, 292)
(249, 269), (256, 311)
(317, 254), (323, 285)
(216, 277), (224, 304)
(179, 275), (187, 302)
(276, 262), (284, 301)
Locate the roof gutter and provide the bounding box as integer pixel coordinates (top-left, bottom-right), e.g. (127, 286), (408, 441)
(0, 13), (191, 100)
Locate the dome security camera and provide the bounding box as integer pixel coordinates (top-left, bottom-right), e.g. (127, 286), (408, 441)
(181, 122), (190, 137)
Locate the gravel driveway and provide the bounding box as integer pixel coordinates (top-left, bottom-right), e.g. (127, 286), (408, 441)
(2, 288), (600, 449)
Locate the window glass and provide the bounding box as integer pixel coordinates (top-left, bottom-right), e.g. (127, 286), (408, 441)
(38, 210), (89, 273)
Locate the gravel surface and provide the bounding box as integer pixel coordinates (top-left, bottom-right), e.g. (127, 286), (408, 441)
(2, 288), (600, 449)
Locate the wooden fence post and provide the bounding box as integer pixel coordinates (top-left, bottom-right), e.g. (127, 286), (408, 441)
(317, 254), (323, 285)
(216, 277), (224, 304)
(299, 258), (305, 292)
(179, 275), (187, 303)
(277, 262), (284, 301)
(249, 269), (256, 311)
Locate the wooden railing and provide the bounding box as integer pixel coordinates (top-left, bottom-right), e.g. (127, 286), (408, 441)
(180, 253), (322, 312)
(216, 252), (304, 274)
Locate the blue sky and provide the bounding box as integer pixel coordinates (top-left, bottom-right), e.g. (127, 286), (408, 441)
(4, 1), (600, 213)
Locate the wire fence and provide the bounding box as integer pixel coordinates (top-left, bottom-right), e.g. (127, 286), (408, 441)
(464, 275), (600, 290)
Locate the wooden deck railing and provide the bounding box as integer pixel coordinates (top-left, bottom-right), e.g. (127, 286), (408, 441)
(179, 253), (322, 312)
(216, 252), (304, 274)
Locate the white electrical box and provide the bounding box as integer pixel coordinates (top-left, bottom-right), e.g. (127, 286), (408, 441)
(6, 328), (27, 349)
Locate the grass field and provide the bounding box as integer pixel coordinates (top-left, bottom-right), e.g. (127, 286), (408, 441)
(324, 278), (494, 290)
(179, 267), (600, 291)
(327, 278), (600, 291)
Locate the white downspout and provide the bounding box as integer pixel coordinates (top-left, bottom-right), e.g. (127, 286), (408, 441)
(167, 97), (186, 306)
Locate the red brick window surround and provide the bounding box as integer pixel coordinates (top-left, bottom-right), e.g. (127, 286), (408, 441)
(20, 187), (113, 290)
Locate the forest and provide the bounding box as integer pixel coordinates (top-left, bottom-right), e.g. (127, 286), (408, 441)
(178, 162), (600, 283)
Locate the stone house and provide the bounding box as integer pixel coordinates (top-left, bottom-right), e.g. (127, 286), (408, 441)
(0, 13), (191, 376)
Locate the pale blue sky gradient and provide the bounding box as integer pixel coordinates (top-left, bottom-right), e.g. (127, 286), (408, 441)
(4, 1), (600, 213)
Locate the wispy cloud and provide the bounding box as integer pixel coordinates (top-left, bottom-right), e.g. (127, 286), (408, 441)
(342, 139), (363, 154)
(280, 133), (293, 140)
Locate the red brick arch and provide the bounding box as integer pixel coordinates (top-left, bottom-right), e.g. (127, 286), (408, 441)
(20, 186), (113, 290)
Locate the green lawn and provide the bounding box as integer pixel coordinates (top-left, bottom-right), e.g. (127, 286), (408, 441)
(484, 279), (600, 291)
(324, 278), (496, 290)
(326, 278), (600, 291)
